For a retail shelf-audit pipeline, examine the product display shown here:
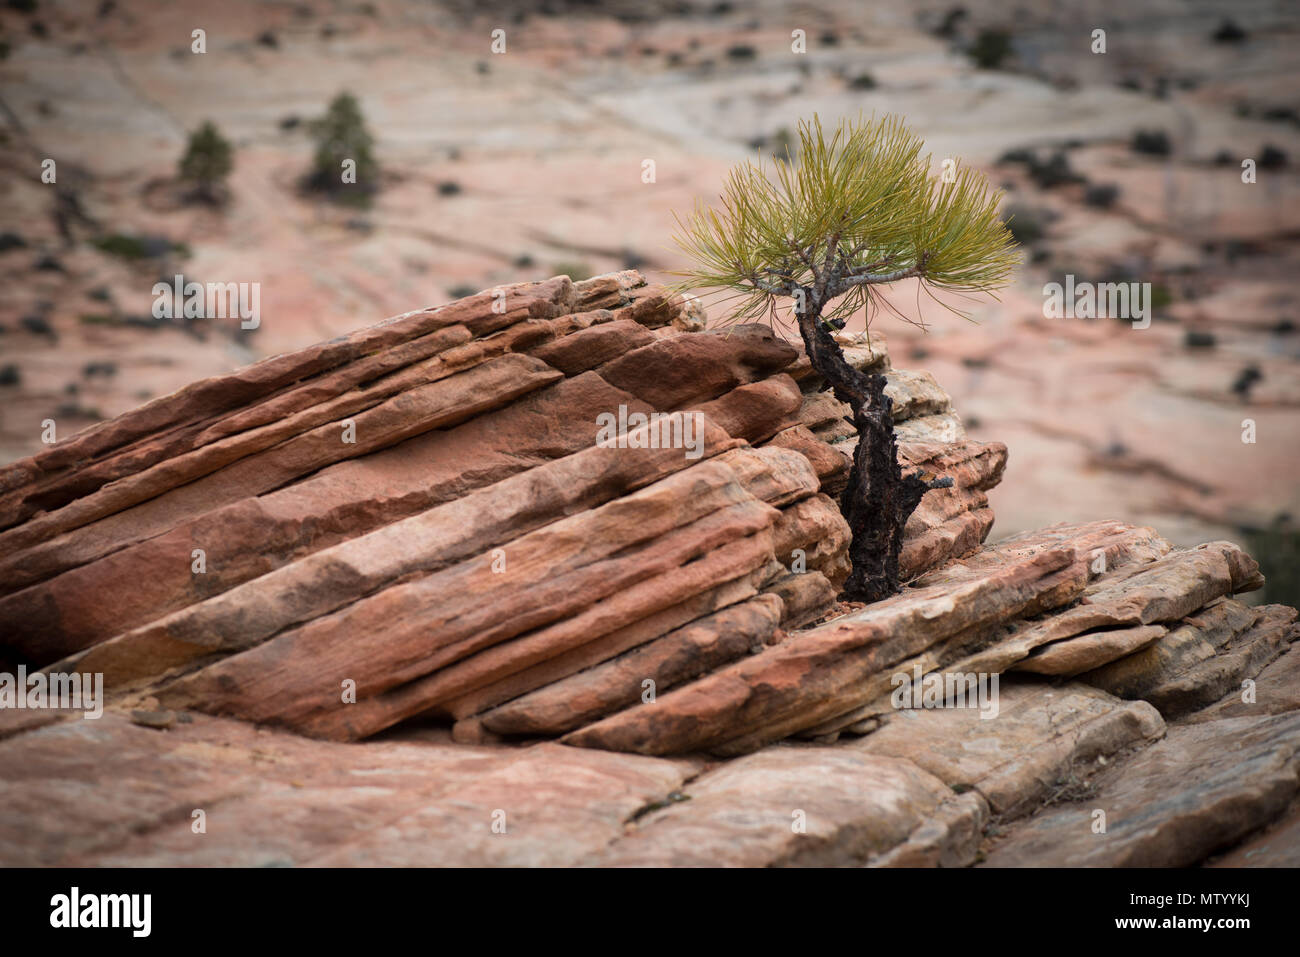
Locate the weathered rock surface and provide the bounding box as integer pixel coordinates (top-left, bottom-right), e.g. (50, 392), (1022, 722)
(1, 272), (996, 747)
(585, 746), (961, 867)
(1, 273), (1296, 868)
(983, 713), (1300, 867)
(856, 681), (1165, 818)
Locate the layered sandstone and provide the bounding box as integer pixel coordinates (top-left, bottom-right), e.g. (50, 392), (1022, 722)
(1, 272), (1296, 869)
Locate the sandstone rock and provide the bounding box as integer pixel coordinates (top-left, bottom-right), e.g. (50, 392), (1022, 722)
(956, 542), (1262, 680)
(1076, 599), (1295, 715)
(563, 539), (1085, 756)
(771, 493), (852, 588)
(159, 460), (781, 739)
(885, 369), (952, 421)
(478, 595), (784, 737)
(1208, 800), (1300, 867)
(1184, 633), (1300, 723)
(584, 747), (955, 867)
(0, 710), (697, 867)
(763, 426), (850, 495)
(762, 570), (840, 629)
(983, 713), (1300, 867)
(1012, 624), (1169, 676)
(1, 373), (669, 663)
(855, 681), (1166, 818)
(43, 415), (742, 685)
(868, 791), (989, 868)
(0, 276), (576, 488)
(689, 374), (804, 444)
(530, 318), (655, 375)
(597, 323), (797, 410)
(4, 267), (1291, 878)
(0, 353), (564, 594)
(894, 412), (967, 444)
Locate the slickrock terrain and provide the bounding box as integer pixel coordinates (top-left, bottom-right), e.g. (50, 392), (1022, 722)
(1, 271), (1296, 867)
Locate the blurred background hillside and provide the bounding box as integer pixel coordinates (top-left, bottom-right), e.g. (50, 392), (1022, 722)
(1, 0), (1297, 602)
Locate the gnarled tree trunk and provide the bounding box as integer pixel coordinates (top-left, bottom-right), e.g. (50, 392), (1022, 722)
(795, 295), (946, 602)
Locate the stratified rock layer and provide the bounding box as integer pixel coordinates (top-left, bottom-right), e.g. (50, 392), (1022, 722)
(1, 272), (1004, 746)
(0, 272), (1295, 869)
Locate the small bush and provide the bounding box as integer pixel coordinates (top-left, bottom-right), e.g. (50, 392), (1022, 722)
(1259, 145), (1287, 169)
(178, 121), (233, 203)
(1083, 183), (1120, 208)
(968, 29), (1012, 69)
(1211, 19), (1247, 44)
(304, 92), (378, 205)
(1131, 129), (1171, 156)
(92, 233), (181, 260)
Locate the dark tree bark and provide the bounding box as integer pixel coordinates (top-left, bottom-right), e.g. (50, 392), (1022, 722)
(794, 289), (949, 602)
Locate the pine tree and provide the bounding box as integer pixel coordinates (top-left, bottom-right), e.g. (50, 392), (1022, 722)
(178, 121), (233, 204)
(305, 92), (378, 203)
(672, 113), (1018, 602)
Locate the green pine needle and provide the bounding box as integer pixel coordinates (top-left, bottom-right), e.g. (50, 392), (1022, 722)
(669, 113), (1020, 330)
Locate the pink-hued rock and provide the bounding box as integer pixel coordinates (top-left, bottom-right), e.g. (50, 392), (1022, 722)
(530, 318), (655, 374)
(478, 595), (784, 736)
(0, 353), (564, 593)
(689, 374), (804, 444)
(597, 323), (798, 410)
(763, 425), (850, 494)
(0, 372), (665, 664)
(584, 746), (956, 867)
(983, 712), (1300, 867)
(856, 681), (1166, 817)
(563, 538), (1085, 756)
(158, 460), (781, 739)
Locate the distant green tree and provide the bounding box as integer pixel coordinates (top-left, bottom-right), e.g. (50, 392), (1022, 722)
(673, 113), (1018, 602)
(178, 121), (233, 203)
(305, 92), (378, 204)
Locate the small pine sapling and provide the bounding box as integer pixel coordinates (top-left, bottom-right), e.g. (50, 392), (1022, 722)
(672, 113), (1018, 602)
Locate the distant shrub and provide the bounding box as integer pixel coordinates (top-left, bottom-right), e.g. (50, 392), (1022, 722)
(304, 92), (378, 205)
(178, 121), (233, 203)
(1002, 205), (1046, 246)
(968, 29), (1011, 69)
(1211, 19), (1247, 43)
(92, 233), (184, 260)
(1083, 183), (1120, 208)
(1259, 145), (1287, 169)
(1131, 129), (1171, 156)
